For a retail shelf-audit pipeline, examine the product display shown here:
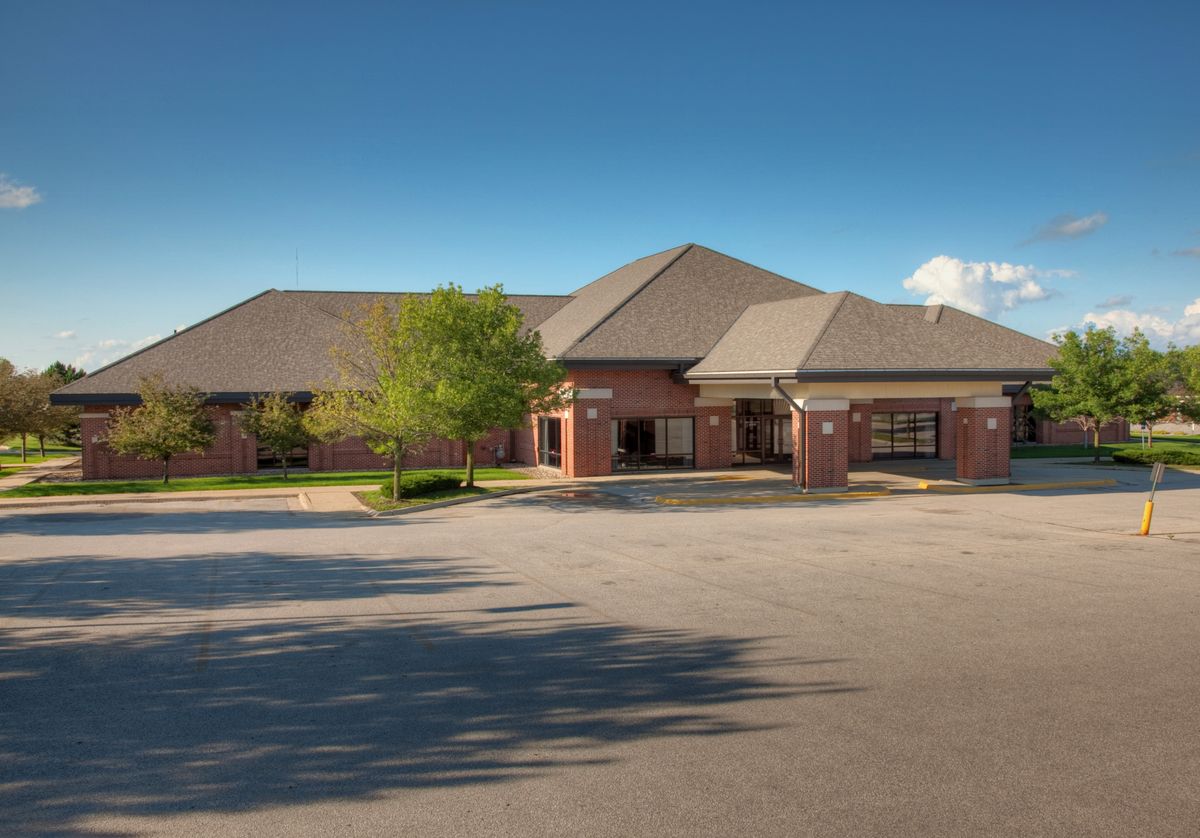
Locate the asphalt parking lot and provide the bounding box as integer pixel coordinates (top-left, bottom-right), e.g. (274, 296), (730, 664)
(1, 462), (1198, 836)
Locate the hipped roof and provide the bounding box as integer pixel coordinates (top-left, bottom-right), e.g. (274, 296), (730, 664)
(687, 292), (1056, 378)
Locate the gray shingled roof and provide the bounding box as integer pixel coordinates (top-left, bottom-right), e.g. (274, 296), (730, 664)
(547, 244), (823, 360)
(54, 289), (571, 401)
(688, 292), (1056, 377)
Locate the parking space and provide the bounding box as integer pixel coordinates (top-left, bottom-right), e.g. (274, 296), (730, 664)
(1, 463), (1198, 836)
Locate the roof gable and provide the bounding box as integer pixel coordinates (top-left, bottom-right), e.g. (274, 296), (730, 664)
(689, 292), (1057, 376)
(539, 244), (822, 361)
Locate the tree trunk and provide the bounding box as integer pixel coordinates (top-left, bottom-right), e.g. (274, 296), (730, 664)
(1147, 424), (1154, 448)
(464, 439), (475, 488)
(162, 455), (171, 484)
(1093, 427), (1101, 463)
(20, 432), (27, 463)
(392, 437), (403, 501)
(282, 453), (289, 480)
(38, 435), (46, 458)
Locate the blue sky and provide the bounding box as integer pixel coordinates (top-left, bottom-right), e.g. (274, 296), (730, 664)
(2, 0), (1198, 371)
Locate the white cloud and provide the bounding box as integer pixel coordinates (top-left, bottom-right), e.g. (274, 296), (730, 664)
(53, 330), (77, 340)
(0, 173), (43, 209)
(73, 334), (162, 371)
(1094, 295), (1133, 310)
(1082, 298), (1200, 346)
(1022, 211), (1108, 245)
(901, 255), (1071, 318)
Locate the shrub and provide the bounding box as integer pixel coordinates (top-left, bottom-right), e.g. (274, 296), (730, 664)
(381, 471), (463, 499)
(1112, 449), (1200, 466)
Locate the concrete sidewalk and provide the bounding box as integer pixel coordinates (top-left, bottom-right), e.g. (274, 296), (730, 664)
(0, 456), (80, 492)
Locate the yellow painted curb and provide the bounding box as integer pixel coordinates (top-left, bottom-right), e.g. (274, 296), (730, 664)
(656, 489), (891, 506)
(917, 478), (1118, 493)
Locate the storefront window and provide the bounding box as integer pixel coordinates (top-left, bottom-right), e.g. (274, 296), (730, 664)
(611, 417), (695, 470)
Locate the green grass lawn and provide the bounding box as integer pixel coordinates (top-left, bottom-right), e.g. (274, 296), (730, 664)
(0, 437), (81, 466)
(356, 485), (497, 511)
(0, 467), (527, 498)
(1012, 434), (1200, 459)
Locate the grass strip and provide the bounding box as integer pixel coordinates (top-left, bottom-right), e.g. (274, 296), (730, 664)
(0, 467), (525, 497)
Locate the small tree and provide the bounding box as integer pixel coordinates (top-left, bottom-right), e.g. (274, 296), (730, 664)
(238, 392), (312, 479)
(1178, 344), (1200, 422)
(43, 361), (86, 447)
(104, 375), (216, 483)
(0, 361), (55, 463)
(1121, 331), (1175, 447)
(306, 299), (435, 501)
(409, 284), (571, 487)
(1033, 327), (1125, 462)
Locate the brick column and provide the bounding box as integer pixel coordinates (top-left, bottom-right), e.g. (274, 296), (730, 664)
(956, 396), (1012, 485)
(792, 399), (850, 492)
(566, 398), (613, 477)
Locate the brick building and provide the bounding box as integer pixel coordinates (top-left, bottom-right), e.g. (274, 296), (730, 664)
(53, 244), (1066, 489)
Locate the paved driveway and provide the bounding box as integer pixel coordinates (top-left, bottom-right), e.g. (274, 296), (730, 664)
(1, 465), (1198, 836)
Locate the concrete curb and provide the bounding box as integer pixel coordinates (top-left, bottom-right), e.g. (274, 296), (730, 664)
(363, 484), (578, 517)
(917, 478), (1119, 493)
(655, 488), (892, 506)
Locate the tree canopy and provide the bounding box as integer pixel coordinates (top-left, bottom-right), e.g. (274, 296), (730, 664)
(238, 392), (312, 478)
(305, 297), (436, 500)
(408, 284), (571, 486)
(104, 375), (216, 483)
(1033, 327), (1127, 461)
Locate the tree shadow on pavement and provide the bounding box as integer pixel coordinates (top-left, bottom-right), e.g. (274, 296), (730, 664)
(1, 608), (862, 836)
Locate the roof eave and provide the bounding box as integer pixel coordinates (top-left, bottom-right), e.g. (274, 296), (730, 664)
(686, 368), (1056, 383)
(50, 391), (318, 407)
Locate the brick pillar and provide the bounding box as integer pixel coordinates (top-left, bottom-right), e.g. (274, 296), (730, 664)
(955, 396), (1012, 485)
(792, 399), (850, 492)
(566, 400), (612, 477)
(695, 400), (733, 470)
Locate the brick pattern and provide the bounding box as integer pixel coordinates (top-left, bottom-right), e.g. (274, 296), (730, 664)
(81, 405), (258, 480)
(533, 369), (732, 477)
(956, 407), (1011, 481)
(792, 408), (850, 490)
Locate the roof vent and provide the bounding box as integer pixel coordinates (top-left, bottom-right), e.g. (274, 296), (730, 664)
(924, 304), (944, 324)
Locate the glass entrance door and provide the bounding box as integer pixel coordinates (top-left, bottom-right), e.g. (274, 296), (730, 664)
(871, 412), (938, 459)
(734, 400), (792, 465)
(538, 417), (562, 468)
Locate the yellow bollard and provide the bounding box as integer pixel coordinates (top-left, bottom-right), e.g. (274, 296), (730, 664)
(1140, 500), (1154, 536)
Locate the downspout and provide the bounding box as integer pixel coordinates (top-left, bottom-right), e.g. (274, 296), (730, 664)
(771, 377), (806, 493)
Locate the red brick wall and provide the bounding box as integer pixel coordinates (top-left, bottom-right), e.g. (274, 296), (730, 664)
(793, 408), (850, 490)
(533, 368), (733, 477)
(1037, 418), (1129, 445)
(956, 407), (1011, 481)
(80, 405), (258, 480)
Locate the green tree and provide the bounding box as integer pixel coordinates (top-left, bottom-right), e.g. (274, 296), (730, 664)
(1178, 344), (1200, 422)
(104, 374), (216, 483)
(45, 361), (85, 384)
(237, 392), (312, 479)
(411, 284), (571, 487)
(39, 362), (85, 450)
(1032, 326), (1126, 462)
(306, 298), (435, 501)
(1121, 331), (1176, 447)
(0, 361), (56, 463)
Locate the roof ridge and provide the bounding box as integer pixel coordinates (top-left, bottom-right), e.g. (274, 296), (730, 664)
(565, 243), (694, 296)
(58, 289), (280, 389)
(796, 291), (851, 370)
(687, 243), (822, 294)
(556, 244), (694, 359)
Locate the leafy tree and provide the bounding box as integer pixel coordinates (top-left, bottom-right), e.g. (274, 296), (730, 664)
(1033, 327), (1126, 462)
(1178, 344), (1200, 422)
(45, 361), (85, 384)
(410, 284), (571, 487)
(306, 298), (435, 501)
(104, 374), (216, 483)
(0, 361), (56, 463)
(1121, 331), (1176, 447)
(238, 392), (312, 479)
(40, 362), (85, 449)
